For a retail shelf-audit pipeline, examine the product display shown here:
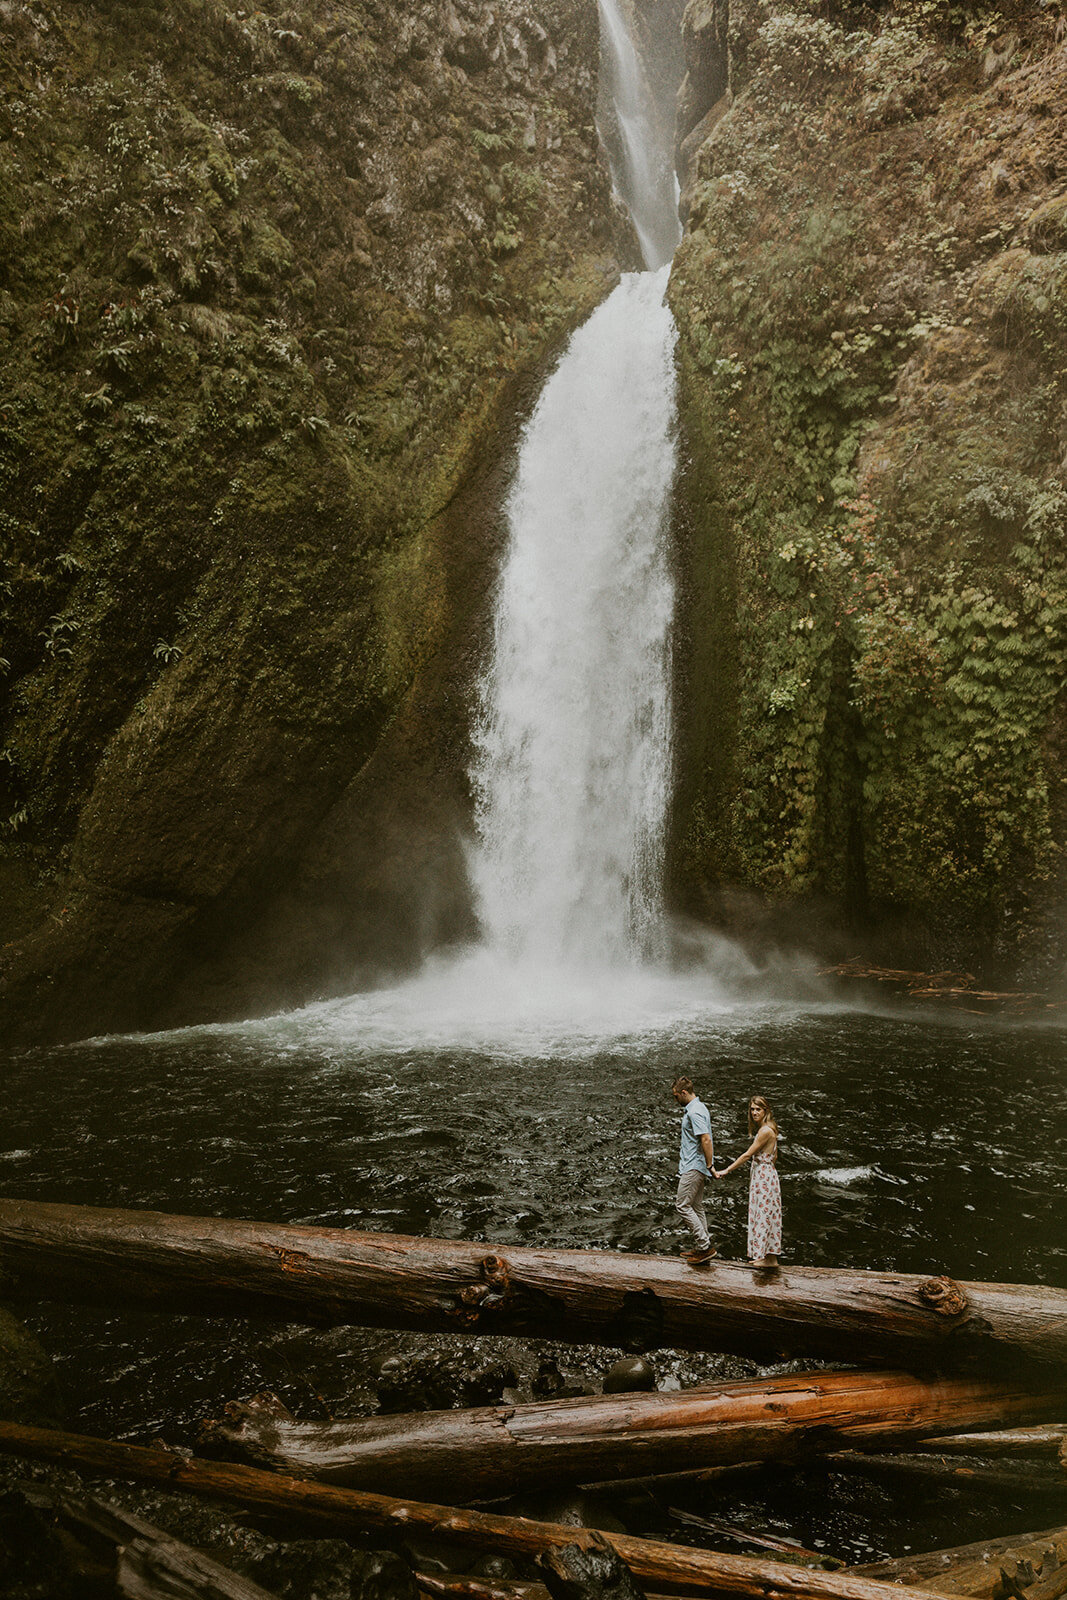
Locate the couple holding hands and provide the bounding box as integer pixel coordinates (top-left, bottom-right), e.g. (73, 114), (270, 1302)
(672, 1076), (782, 1269)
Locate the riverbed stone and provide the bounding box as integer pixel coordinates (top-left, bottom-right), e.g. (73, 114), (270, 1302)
(602, 1355), (657, 1394)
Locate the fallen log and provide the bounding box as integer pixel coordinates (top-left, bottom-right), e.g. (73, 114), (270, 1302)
(198, 1372), (1067, 1500)
(20, 1483), (280, 1599)
(0, 1420), (962, 1600)
(914, 1429), (1067, 1459)
(418, 1575), (565, 1600)
(822, 1453), (1067, 1501)
(2, 1200), (1067, 1372)
(850, 1526), (1067, 1593)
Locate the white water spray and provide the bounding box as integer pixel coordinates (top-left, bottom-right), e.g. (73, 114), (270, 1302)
(469, 0), (681, 974)
(471, 269), (677, 968)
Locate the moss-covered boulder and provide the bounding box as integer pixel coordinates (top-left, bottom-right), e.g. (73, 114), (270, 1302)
(0, 0), (628, 1042)
(668, 0), (1067, 984)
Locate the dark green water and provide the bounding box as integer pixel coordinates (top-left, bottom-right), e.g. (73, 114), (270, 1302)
(3, 989), (1065, 1561)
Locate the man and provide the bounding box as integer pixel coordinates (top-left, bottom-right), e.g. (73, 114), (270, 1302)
(671, 1075), (717, 1265)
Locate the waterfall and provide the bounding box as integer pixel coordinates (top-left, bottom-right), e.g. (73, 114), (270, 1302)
(596, 0), (681, 270)
(469, 0), (680, 973)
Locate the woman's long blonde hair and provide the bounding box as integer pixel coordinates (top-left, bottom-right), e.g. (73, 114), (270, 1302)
(748, 1095), (779, 1138)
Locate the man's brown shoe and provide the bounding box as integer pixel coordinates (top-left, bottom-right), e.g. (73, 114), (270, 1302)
(685, 1245), (717, 1265)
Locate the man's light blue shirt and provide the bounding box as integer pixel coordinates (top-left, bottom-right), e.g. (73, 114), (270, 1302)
(679, 1096), (713, 1176)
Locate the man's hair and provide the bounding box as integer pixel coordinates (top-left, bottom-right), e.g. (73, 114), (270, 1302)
(672, 1075), (694, 1094)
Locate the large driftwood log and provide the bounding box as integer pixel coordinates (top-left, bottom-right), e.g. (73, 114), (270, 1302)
(0, 1420), (962, 1600)
(2, 1200), (1066, 1371)
(199, 1373), (1067, 1500)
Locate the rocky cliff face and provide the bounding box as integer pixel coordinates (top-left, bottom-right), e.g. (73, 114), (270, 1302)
(668, 0), (1067, 987)
(0, 0), (627, 1042)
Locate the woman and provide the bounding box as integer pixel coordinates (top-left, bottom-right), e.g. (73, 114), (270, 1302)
(713, 1096), (781, 1267)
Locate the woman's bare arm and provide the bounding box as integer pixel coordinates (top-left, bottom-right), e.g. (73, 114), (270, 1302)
(713, 1123), (773, 1178)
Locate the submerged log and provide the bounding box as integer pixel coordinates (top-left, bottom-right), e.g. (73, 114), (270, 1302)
(198, 1372), (1067, 1500)
(850, 1526), (1067, 1594)
(822, 1452), (1067, 1501)
(2, 1200), (1067, 1371)
(0, 1420), (962, 1600)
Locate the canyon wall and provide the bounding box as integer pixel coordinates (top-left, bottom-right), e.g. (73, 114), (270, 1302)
(0, 0), (628, 1042)
(668, 0), (1067, 988)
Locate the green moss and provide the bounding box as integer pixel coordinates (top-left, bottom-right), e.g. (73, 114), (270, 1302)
(0, 0), (616, 962)
(670, 1), (1067, 966)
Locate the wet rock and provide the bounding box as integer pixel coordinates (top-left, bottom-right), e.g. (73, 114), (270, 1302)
(376, 1351), (517, 1413)
(532, 1357), (566, 1398)
(539, 1530), (647, 1600)
(602, 1356), (656, 1395)
(0, 1488), (77, 1600)
(249, 1542), (419, 1600)
(469, 1554), (520, 1581)
(0, 0), (622, 1049)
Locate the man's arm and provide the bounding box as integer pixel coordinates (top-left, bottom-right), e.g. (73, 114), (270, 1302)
(700, 1132), (714, 1171)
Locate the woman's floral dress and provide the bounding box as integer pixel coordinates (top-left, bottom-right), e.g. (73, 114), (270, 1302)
(748, 1140), (781, 1259)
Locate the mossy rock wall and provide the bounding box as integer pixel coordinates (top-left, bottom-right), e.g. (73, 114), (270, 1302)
(668, 0), (1067, 985)
(0, 0), (627, 1042)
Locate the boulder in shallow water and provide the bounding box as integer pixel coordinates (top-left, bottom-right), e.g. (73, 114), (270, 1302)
(602, 1356), (656, 1395)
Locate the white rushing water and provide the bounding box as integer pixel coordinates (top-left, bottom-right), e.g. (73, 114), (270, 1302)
(596, 0), (681, 269)
(470, 268), (678, 971)
(469, 0), (681, 977)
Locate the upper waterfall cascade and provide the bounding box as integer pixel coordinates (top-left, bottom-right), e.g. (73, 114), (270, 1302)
(469, 0), (681, 972)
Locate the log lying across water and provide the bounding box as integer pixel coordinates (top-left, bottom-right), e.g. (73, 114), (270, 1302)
(0, 1421), (961, 1600)
(3, 1199), (1067, 1371)
(915, 1428), (1067, 1459)
(200, 1372), (1067, 1500)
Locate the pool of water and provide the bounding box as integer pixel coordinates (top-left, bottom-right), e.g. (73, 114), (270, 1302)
(3, 970), (1065, 1561)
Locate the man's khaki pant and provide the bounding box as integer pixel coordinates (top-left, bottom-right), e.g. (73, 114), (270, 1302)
(676, 1169), (710, 1250)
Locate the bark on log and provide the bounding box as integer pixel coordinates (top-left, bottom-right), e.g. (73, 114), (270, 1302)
(1015, 1548), (1067, 1600)
(21, 1484), (280, 1599)
(850, 1527), (1067, 1593)
(2, 1201), (1066, 1372)
(198, 1372), (1067, 1500)
(0, 1420), (962, 1600)
(417, 1575), (691, 1600)
(914, 1430), (1067, 1459)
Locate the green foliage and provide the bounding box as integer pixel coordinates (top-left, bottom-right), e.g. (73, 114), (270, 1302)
(670, 0), (1067, 951)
